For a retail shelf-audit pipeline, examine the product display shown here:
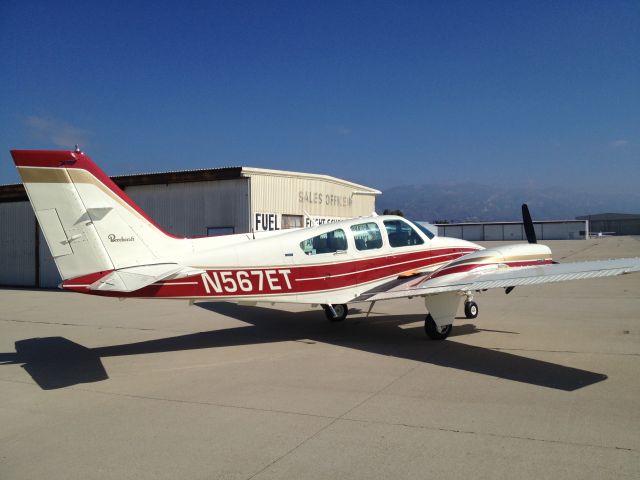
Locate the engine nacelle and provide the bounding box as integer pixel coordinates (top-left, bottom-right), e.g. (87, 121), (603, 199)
(429, 243), (553, 281)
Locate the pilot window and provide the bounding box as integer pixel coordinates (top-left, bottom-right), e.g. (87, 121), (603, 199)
(300, 229), (348, 255)
(383, 220), (424, 247)
(350, 222), (383, 251)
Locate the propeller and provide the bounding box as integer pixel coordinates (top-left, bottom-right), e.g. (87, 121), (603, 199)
(522, 203), (537, 244)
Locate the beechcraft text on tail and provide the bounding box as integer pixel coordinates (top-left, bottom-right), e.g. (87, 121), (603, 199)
(10, 149), (640, 340)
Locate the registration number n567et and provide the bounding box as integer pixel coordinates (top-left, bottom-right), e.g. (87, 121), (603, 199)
(201, 269), (292, 294)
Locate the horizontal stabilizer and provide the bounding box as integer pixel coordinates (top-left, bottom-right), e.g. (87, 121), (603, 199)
(89, 264), (205, 292)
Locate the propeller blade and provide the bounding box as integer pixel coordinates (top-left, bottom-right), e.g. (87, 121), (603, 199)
(522, 203), (537, 244)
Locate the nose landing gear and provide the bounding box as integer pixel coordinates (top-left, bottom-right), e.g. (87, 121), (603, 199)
(322, 304), (349, 322)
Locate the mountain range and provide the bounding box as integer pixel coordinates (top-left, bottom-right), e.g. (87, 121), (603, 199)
(377, 183), (640, 223)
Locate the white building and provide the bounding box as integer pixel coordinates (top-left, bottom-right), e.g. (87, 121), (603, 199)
(0, 166), (380, 288)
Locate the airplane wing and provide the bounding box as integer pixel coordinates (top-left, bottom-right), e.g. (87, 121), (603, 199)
(354, 258), (640, 302)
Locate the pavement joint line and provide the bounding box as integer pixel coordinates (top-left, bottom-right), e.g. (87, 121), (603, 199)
(0, 377), (39, 386)
(0, 317), (191, 333)
(556, 242), (602, 261)
(1, 374), (636, 457)
(0, 373), (339, 423)
(488, 347), (640, 357)
(67, 386), (342, 422)
(245, 347), (448, 480)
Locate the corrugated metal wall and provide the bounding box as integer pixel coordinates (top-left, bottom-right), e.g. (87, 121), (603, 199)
(124, 179), (250, 236)
(0, 202), (36, 286)
(438, 221), (587, 241)
(39, 229), (61, 288)
(588, 219), (639, 236)
(248, 174), (377, 222)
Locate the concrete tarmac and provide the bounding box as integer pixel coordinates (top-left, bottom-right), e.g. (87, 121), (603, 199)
(1, 237), (639, 479)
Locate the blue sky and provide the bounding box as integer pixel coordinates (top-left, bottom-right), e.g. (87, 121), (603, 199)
(1, 0), (638, 194)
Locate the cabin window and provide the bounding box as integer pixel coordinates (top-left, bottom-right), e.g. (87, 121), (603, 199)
(350, 222), (383, 251)
(383, 220), (424, 247)
(300, 229), (347, 255)
(410, 220), (435, 239)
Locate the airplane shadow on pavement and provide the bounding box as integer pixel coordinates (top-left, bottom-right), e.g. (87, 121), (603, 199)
(0, 302), (607, 391)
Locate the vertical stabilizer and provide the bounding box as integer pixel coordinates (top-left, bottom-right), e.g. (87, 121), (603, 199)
(11, 150), (184, 281)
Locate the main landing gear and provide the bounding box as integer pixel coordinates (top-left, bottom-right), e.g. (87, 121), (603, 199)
(464, 300), (478, 319)
(322, 304), (349, 322)
(424, 314), (452, 340)
(424, 295), (480, 340)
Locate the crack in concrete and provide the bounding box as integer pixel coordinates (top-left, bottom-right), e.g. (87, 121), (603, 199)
(341, 417), (636, 453)
(489, 347), (640, 357)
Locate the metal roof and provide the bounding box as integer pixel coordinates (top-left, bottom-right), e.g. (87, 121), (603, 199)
(576, 213), (640, 221)
(0, 166), (380, 203)
(240, 167), (380, 194)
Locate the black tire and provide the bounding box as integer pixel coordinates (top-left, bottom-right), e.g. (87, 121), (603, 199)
(464, 301), (478, 319)
(424, 313), (452, 340)
(323, 304), (348, 322)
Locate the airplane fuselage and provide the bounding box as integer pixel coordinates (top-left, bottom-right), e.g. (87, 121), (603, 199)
(61, 216), (546, 305)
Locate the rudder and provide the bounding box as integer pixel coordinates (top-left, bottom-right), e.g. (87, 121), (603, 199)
(12, 150), (180, 281)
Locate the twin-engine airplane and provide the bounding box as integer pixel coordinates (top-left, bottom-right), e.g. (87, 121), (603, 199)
(10, 149), (640, 340)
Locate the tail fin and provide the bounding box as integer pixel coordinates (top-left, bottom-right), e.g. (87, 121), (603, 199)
(11, 150), (183, 281)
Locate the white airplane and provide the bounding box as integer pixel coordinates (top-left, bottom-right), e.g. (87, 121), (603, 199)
(11, 149), (640, 340)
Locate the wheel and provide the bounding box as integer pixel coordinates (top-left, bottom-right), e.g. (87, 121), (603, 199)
(322, 304), (348, 322)
(424, 313), (452, 340)
(464, 301), (478, 319)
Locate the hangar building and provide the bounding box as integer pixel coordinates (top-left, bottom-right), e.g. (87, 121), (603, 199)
(0, 166), (380, 288)
(434, 220), (589, 241)
(576, 213), (640, 236)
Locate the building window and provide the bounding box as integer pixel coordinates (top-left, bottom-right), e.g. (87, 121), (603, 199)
(350, 222), (383, 250)
(300, 229), (347, 255)
(207, 226), (234, 236)
(282, 214), (303, 229)
(383, 220), (424, 247)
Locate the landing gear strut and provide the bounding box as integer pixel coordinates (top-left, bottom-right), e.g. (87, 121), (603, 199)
(424, 314), (452, 340)
(322, 304), (348, 322)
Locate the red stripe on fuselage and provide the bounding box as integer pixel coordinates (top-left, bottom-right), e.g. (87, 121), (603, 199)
(65, 247), (479, 298)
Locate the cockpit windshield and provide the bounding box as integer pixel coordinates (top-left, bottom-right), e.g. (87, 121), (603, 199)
(408, 220), (435, 239)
